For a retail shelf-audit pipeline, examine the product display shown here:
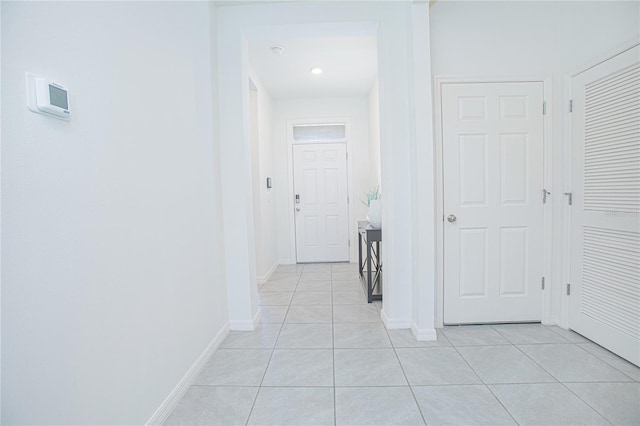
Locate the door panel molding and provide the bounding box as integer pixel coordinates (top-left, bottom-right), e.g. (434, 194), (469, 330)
(293, 142), (349, 262)
(434, 76), (553, 327)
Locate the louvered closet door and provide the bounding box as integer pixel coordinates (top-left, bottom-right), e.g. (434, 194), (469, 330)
(570, 44), (640, 366)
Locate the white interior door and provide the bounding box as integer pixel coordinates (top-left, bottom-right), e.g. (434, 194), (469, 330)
(570, 45), (640, 366)
(442, 82), (545, 324)
(293, 143), (349, 263)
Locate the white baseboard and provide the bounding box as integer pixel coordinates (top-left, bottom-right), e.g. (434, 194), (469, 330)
(278, 259), (294, 265)
(380, 309), (411, 329)
(257, 262), (278, 285)
(229, 309), (261, 331)
(146, 323), (230, 425)
(411, 322), (437, 341)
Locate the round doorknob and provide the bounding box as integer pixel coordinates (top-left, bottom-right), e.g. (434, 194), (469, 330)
(296, 208), (301, 212)
(447, 214), (457, 223)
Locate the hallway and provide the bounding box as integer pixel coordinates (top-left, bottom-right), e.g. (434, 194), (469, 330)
(165, 263), (640, 425)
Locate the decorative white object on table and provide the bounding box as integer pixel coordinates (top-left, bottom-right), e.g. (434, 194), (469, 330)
(367, 199), (381, 228)
(362, 187), (382, 227)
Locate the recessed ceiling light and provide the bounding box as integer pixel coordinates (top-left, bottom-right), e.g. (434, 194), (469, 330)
(310, 67), (323, 75)
(270, 45), (284, 55)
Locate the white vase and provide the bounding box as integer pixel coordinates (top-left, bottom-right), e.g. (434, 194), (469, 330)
(367, 199), (382, 228)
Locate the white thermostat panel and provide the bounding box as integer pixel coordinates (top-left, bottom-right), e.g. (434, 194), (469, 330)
(26, 72), (71, 120)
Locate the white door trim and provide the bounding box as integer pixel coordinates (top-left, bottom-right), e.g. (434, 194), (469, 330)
(285, 117), (354, 263)
(434, 75), (553, 327)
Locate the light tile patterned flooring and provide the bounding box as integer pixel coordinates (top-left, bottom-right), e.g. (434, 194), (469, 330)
(166, 263), (640, 425)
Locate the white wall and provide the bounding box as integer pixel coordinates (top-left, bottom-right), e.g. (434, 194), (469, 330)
(249, 71), (277, 282)
(430, 0), (640, 326)
(1, 2), (228, 424)
(0, 3), (3, 421)
(249, 85), (263, 282)
(368, 77), (381, 189)
(273, 97), (370, 264)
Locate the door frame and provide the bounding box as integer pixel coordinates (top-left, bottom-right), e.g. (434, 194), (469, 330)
(286, 117), (354, 263)
(434, 76), (553, 327)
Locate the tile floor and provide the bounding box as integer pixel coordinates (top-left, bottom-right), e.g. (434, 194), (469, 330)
(166, 263), (640, 426)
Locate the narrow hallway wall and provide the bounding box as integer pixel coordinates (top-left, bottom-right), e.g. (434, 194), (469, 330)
(1, 2), (228, 423)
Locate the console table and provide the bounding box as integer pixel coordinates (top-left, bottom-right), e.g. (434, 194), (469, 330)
(358, 221), (382, 303)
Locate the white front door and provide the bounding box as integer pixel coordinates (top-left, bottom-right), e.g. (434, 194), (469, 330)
(442, 82), (545, 324)
(569, 45), (640, 366)
(293, 143), (349, 263)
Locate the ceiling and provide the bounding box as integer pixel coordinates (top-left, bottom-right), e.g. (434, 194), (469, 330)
(248, 33), (378, 99)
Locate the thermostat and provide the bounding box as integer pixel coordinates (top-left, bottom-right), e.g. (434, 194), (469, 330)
(26, 72), (71, 120)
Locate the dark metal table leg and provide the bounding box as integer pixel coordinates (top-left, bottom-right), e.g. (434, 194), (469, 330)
(367, 239), (373, 303)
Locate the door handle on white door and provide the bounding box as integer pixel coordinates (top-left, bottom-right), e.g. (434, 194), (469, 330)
(296, 208), (301, 212)
(447, 214), (457, 223)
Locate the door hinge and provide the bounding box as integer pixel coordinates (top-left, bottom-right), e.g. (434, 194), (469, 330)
(566, 283), (571, 296)
(564, 192), (573, 205)
(569, 100), (573, 112)
(347, 195), (350, 204)
(346, 152), (348, 160)
(541, 277), (546, 290)
(543, 189), (551, 204)
(543, 101), (547, 115)
(348, 240), (351, 247)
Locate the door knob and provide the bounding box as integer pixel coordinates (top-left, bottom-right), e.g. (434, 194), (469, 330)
(447, 214), (457, 223)
(296, 208), (301, 212)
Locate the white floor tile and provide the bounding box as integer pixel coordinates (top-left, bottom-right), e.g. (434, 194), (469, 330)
(442, 325), (510, 346)
(291, 291), (332, 306)
(334, 348), (407, 386)
(518, 343), (633, 382)
(274, 265), (304, 274)
(331, 263), (359, 273)
(258, 292), (293, 306)
(545, 326), (591, 343)
(268, 272), (301, 281)
(259, 306), (288, 324)
(335, 387), (424, 425)
(262, 349), (334, 386)
(333, 305), (381, 323)
(167, 262), (639, 425)
(332, 290), (366, 305)
(489, 383), (609, 425)
(388, 329), (451, 348)
(296, 280), (332, 292)
(301, 271), (332, 281)
(492, 324), (572, 344)
(247, 387), (334, 426)
(565, 382), (640, 425)
(193, 349), (271, 386)
(220, 324), (281, 349)
(396, 347), (481, 385)
(276, 324), (333, 349)
(303, 263), (333, 272)
(260, 279), (298, 292)
(284, 305), (332, 323)
(333, 323), (392, 348)
(577, 342), (640, 381)
(332, 270), (360, 281)
(458, 345), (555, 384)
(413, 385), (515, 425)
(332, 279), (363, 292)
(164, 386), (258, 426)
